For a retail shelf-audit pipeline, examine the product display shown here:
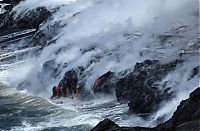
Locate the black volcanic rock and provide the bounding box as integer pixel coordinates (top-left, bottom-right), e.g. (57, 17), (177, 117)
(55, 67), (93, 100)
(91, 87), (200, 131)
(0, 7), (51, 30)
(2, 0), (22, 5)
(92, 71), (116, 94)
(0, 0), (53, 47)
(59, 69), (78, 90)
(91, 118), (120, 131)
(156, 87), (200, 131)
(116, 59), (183, 114)
(91, 118), (154, 131)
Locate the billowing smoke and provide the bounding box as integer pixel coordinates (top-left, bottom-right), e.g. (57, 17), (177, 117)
(0, 0), (198, 127)
(10, 0), (197, 88)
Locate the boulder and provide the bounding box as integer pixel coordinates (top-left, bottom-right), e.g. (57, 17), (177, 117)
(58, 69), (79, 96)
(91, 118), (154, 131)
(90, 118), (120, 131)
(54, 67), (93, 100)
(92, 71), (116, 94)
(116, 59), (183, 114)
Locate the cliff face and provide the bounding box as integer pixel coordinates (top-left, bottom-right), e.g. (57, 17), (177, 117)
(116, 59), (183, 114)
(54, 58), (199, 116)
(0, 0), (52, 49)
(0, 1), (199, 130)
(156, 87), (200, 131)
(0, 0), (51, 30)
(91, 87), (200, 131)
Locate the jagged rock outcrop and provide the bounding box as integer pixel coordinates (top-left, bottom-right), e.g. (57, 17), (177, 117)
(51, 68), (82, 99)
(0, 0), (53, 48)
(91, 118), (120, 131)
(116, 59), (183, 114)
(156, 87), (200, 131)
(92, 71), (116, 94)
(91, 118), (153, 131)
(0, 0), (51, 30)
(1, 0), (22, 6)
(52, 67), (92, 99)
(91, 87), (200, 131)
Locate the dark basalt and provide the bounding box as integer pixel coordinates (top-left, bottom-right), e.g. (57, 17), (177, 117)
(91, 87), (200, 131)
(90, 118), (120, 131)
(1, 0), (22, 5)
(49, 59), (184, 114)
(54, 67), (93, 100)
(0, 0), (53, 48)
(116, 59), (183, 114)
(92, 71), (116, 94)
(156, 87), (200, 131)
(0, 1), (51, 30)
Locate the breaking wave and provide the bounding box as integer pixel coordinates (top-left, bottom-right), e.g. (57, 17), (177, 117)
(0, 0), (199, 130)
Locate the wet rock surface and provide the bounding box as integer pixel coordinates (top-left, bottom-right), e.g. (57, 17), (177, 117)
(116, 59), (183, 114)
(50, 59), (185, 114)
(0, 0), (53, 48)
(51, 67), (93, 100)
(156, 87), (200, 131)
(91, 87), (200, 131)
(91, 118), (154, 131)
(92, 71), (116, 94)
(91, 118), (120, 131)
(0, 0), (51, 30)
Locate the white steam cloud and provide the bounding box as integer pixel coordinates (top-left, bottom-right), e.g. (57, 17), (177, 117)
(0, 0), (198, 127)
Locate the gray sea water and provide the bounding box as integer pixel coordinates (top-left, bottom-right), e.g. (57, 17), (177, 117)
(0, 0), (199, 130)
(0, 83), (132, 131)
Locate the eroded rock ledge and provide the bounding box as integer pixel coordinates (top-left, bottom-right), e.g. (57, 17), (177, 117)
(91, 87), (200, 131)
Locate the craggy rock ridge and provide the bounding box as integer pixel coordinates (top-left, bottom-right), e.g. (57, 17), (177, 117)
(0, 0), (53, 48)
(116, 59), (183, 114)
(0, 1), (58, 64)
(54, 59), (186, 113)
(49, 67), (93, 100)
(92, 71), (116, 94)
(51, 56), (199, 116)
(0, 0), (51, 31)
(91, 87), (200, 131)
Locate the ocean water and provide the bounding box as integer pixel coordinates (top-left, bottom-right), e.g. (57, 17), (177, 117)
(0, 0), (199, 130)
(0, 83), (132, 131)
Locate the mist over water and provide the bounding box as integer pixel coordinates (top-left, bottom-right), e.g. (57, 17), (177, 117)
(11, 0), (198, 89)
(0, 0), (199, 130)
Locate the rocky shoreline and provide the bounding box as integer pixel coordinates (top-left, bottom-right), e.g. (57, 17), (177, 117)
(53, 59), (199, 113)
(91, 87), (200, 131)
(0, 1), (199, 131)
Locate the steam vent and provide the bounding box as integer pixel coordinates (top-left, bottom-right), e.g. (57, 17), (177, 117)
(0, 0), (199, 130)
